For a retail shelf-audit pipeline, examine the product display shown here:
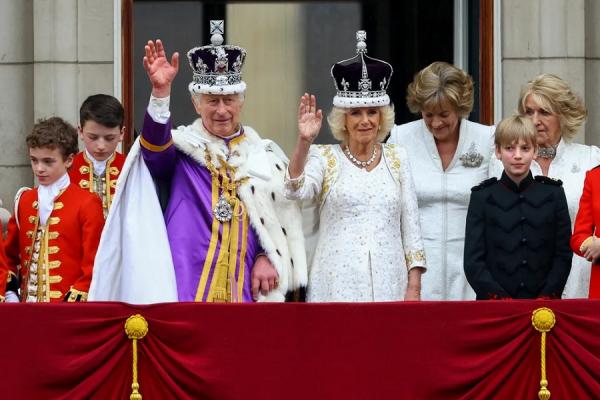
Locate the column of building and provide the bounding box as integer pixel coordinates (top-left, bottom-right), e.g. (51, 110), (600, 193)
(33, 0), (115, 126)
(501, 0), (587, 142)
(0, 0), (116, 213)
(584, 0), (600, 146)
(0, 1), (34, 213)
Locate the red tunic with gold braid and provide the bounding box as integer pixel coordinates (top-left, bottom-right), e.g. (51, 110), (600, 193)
(68, 151), (125, 217)
(3, 184), (104, 302)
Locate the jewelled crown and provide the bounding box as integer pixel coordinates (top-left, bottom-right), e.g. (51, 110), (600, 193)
(330, 30), (393, 108)
(187, 20), (247, 95)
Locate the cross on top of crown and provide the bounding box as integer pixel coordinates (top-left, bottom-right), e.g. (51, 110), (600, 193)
(209, 20), (225, 46)
(356, 30), (367, 54)
(210, 20), (224, 35)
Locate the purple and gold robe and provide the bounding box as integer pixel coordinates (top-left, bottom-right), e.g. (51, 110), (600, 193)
(90, 110), (306, 304)
(141, 113), (262, 302)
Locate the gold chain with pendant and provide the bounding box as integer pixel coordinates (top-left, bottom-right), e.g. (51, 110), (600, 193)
(204, 150), (249, 222)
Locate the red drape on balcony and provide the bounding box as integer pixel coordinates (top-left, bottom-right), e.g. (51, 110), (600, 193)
(3, 300), (600, 399)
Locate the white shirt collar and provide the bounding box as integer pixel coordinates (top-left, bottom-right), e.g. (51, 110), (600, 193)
(221, 127), (242, 141)
(85, 149), (111, 175)
(38, 172), (70, 226)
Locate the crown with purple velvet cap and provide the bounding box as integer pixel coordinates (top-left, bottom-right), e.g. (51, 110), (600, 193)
(330, 30), (393, 108)
(187, 20), (247, 95)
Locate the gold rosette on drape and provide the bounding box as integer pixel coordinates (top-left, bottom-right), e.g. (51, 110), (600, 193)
(125, 314), (149, 400)
(532, 307), (556, 400)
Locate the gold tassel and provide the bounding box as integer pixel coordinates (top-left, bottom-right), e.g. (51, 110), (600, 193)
(125, 314), (149, 400)
(531, 307), (556, 400)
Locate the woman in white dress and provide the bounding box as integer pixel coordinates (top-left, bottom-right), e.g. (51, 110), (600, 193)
(515, 74), (600, 298)
(387, 62), (495, 300)
(284, 31), (426, 302)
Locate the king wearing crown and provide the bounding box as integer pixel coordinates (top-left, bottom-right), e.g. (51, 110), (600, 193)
(90, 21), (307, 303)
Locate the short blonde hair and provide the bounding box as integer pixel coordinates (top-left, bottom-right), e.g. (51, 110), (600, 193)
(494, 115), (538, 149)
(518, 74), (586, 141)
(326, 105), (395, 143)
(406, 61), (474, 118)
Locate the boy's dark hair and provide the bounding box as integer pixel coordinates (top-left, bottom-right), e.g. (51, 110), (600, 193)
(26, 117), (79, 160)
(79, 94), (124, 129)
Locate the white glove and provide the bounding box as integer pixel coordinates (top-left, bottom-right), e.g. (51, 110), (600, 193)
(5, 291), (19, 303)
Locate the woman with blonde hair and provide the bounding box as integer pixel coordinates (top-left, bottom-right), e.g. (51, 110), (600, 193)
(285, 31), (426, 302)
(517, 73), (600, 298)
(388, 61), (496, 301)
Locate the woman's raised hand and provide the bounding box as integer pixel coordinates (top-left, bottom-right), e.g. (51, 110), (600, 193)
(297, 93), (323, 144)
(143, 39), (180, 98)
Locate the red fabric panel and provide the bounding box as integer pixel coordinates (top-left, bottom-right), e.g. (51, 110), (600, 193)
(590, 265), (600, 298)
(3, 300), (600, 399)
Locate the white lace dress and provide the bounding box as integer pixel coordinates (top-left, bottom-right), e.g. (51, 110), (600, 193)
(285, 144), (426, 302)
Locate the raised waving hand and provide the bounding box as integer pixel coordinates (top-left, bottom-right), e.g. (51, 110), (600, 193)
(143, 39), (180, 98)
(288, 93), (323, 179)
(297, 93), (323, 144)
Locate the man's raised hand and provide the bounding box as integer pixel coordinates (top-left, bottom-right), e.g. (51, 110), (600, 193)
(143, 39), (180, 98)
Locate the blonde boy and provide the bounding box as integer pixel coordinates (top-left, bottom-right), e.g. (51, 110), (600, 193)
(464, 116), (572, 299)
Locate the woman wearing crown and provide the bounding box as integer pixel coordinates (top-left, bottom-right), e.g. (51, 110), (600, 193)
(284, 31), (426, 302)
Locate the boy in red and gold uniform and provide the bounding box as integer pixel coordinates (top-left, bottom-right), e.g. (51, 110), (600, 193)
(69, 94), (125, 217)
(3, 117), (104, 302)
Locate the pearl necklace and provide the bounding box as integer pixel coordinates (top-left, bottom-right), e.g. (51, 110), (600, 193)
(344, 144), (378, 168)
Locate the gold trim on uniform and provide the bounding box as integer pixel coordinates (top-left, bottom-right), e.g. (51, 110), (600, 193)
(28, 215), (37, 223)
(25, 246), (32, 255)
(79, 152), (121, 216)
(49, 290), (63, 299)
(25, 225), (49, 302)
(53, 202), (64, 210)
(48, 260), (61, 269)
(48, 275), (63, 284)
(140, 135), (174, 152)
(26, 230), (34, 239)
(32, 201), (39, 209)
(47, 246), (60, 254)
(48, 217), (60, 225)
(65, 288), (88, 302)
(195, 152), (250, 303)
(48, 231), (59, 239)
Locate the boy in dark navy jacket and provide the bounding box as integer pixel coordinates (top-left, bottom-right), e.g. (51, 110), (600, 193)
(464, 115), (572, 299)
